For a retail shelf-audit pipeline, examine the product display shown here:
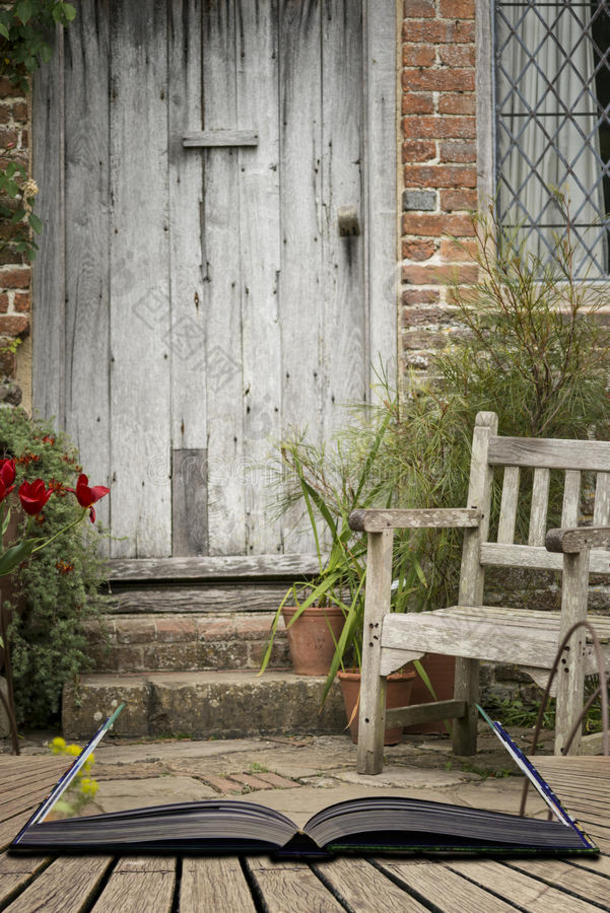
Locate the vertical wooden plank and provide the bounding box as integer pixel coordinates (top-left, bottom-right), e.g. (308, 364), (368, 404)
(357, 529), (393, 775)
(90, 858), (175, 913)
(321, 0), (366, 436)
(167, 0), (207, 550)
(279, 0), (324, 551)
(528, 467), (551, 546)
(555, 548), (590, 756)
(362, 0), (397, 392)
(63, 0), (111, 543)
(180, 857), (257, 912)
(236, 0), (282, 554)
(32, 25), (65, 426)
(497, 466), (519, 544)
(2, 856), (111, 913)
(109, 0), (172, 557)
(455, 411), (498, 755)
(203, 0), (246, 555)
(561, 470), (581, 528)
(593, 472), (610, 526)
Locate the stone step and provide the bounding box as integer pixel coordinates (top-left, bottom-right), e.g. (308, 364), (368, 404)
(62, 671), (345, 741)
(83, 612), (289, 673)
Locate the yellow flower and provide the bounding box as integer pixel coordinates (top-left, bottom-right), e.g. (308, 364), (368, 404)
(66, 744), (82, 757)
(50, 737), (66, 754)
(80, 778), (98, 797)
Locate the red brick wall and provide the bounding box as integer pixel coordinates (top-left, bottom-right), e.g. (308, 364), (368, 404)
(400, 0), (479, 371)
(0, 75), (31, 380)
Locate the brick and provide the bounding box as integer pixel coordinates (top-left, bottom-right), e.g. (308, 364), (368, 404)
(0, 267), (30, 289)
(0, 315), (29, 336)
(402, 19), (475, 43)
(438, 45), (475, 68)
(439, 141), (476, 163)
(0, 293), (8, 313)
(196, 617), (234, 641)
(402, 68), (475, 93)
(247, 640), (290, 669)
(403, 164), (477, 188)
(13, 292), (30, 312)
(12, 101), (27, 121)
(201, 775), (243, 794)
(229, 773), (274, 791)
(402, 212), (476, 237)
(156, 643), (200, 671)
(439, 0), (475, 17)
(253, 772), (296, 789)
(402, 44), (436, 67)
(403, 189), (437, 211)
(115, 645), (145, 673)
(0, 250), (25, 266)
(440, 238), (478, 260)
(402, 330), (450, 350)
(440, 188), (478, 211)
(403, 0), (435, 16)
(402, 239), (437, 261)
(401, 305), (458, 327)
(402, 93), (434, 115)
(0, 128), (18, 147)
(438, 93), (475, 115)
(402, 139), (436, 161)
(199, 641), (249, 669)
(401, 288), (440, 306)
(155, 617), (197, 642)
(402, 263), (478, 284)
(19, 129), (28, 149)
(0, 105), (10, 125)
(403, 115), (476, 139)
(0, 347), (15, 375)
(0, 78), (18, 99)
(232, 614), (278, 640)
(115, 618), (156, 645)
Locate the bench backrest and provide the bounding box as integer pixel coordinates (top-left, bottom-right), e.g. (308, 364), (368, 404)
(459, 412), (610, 606)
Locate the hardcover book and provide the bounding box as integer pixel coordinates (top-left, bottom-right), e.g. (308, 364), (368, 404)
(10, 704), (598, 858)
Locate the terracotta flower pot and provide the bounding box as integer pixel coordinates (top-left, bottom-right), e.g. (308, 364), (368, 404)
(337, 667), (416, 745)
(402, 653), (455, 734)
(281, 605), (345, 675)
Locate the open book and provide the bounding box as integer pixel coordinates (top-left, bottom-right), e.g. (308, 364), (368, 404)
(11, 704), (598, 858)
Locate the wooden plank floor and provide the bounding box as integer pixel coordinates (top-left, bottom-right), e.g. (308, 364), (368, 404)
(0, 755), (608, 912)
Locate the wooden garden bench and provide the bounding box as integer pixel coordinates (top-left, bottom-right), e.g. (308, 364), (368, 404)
(349, 411), (610, 774)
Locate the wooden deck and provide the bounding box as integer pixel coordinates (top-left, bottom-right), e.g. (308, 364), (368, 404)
(0, 755), (608, 912)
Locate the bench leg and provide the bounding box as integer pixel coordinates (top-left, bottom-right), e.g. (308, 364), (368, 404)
(452, 657), (479, 755)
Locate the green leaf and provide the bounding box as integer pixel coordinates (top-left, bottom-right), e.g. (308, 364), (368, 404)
(0, 23), (9, 39)
(2, 507), (11, 537)
(28, 212), (42, 233)
(62, 3), (77, 21)
(0, 539), (36, 577)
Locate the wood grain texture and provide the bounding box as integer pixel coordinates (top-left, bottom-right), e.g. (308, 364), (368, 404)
(0, 854), (50, 908)
(593, 472), (610, 526)
(528, 467), (550, 546)
(108, 583), (290, 613)
(488, 436), (610, 472)
(378, 859), (518, 913)
(106, 553), (320, 581)
(480, 542), (609, 574)
(315, 856), (430, 912)
(2, 856), (111, 913)
(561, 470), (581, 528)
(63, 0), (111, 541)
(109, 0), (172, 557)
(246, 856), (345, 913)
(180, 857), (257, 912)
(497, 466), (519, 544)
(183, 130), (258, 146)
(90, 858), (175, 913)
(546, 526), (610, 554)
(508, 859), (610, 906)
(171, 449), (208, 556)
(385, 699), (465, 727)
(357, 530), (393, 775)
(237, 0), (282, 555)
(349, 508), (480, 532)
(555, 547), (590, 754)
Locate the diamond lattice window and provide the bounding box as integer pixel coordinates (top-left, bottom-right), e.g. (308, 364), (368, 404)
(495, 1), (610, 277)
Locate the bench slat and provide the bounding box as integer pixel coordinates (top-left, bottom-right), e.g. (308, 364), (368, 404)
(488, 436), (610, 471)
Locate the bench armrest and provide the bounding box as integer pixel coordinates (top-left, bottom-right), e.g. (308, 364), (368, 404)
(348, 508), (480, 533)
(546, 526), (610, 554)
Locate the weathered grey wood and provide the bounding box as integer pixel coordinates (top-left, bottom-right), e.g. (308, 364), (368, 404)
(385, 699), (465, 727)
(32, 24), (65, 426)
(63, 1), (111, 542)
(315, 857), (430, 912)
(246, 856), (345, 913)
(168, 1), (207, 479)
(379, 859), (518, 913)
(182, 130), (258, 147)
(380, 647), (424, 676)
(509, 859), (610, 907)
(593, 472), (610, 526)
(108, 584), (292, 614)
(555, 547), (591, 755)
(546, 526), (610, 554)
(363, 0), (397, 387)
(562, 470), (581, 528)
(237, 0), (282, 555)
(278, 0), (324, 552)
(488, 436), (610, 472)
(180, 857), (257, 912)
(106, 553), (320, 582)
(528, 467), (550, 546)
(0, 854), (50, 908)
(203, 0), (246, 556)
(321, 0), (367, 440)
(0, 810), (35, 852)
(171, 449), (208, 556)
(497, 466), (519, 543)
(90, 858), (175, 913)
(357, 530), (393, 775)
(109, 0), (172, 557)
(475, 0), (494, 209)
(2, 856), (111, 913)
(481, 542), (609, 574)
(349, 508), (480, 532)
(455, 412), (497, 754)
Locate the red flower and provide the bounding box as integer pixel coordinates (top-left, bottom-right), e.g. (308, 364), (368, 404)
(19, 479), (53, 516)
(71, 473), (110, 523)
(0, 459), (15, 501)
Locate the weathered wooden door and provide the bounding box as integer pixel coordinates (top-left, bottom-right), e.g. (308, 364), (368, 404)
(33, 0), (396, 558)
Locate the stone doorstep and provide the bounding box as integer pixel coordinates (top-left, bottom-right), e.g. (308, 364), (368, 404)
(62, 670), (345, 741)
(83, 612), (290, 673)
